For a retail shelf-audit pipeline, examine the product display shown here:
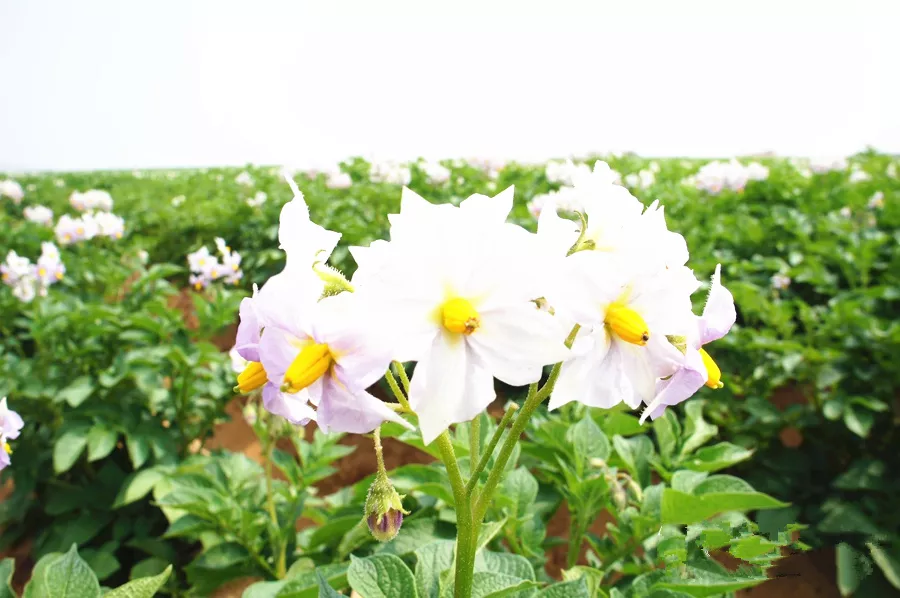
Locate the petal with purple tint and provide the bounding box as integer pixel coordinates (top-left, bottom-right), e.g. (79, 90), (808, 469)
(235, 297), (260, 362)
(262, 383), (315, 425)
(259, 326), (308, 388)
(640, 348), (708, 423)
(699, 264), (736, 345)
(316, 378), (411, 434)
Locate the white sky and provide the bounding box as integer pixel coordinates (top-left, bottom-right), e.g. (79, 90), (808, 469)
(1, 0), (898, 172)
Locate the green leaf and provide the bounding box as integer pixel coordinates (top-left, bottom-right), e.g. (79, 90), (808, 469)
(561, 567), (606, 597)
(651, 556), (768, 596)
(469, 572), (539, 598)
(273, 563), (349, 597)
(567, 415), (610, 474)
(347, 554), (418, 598)
(652, 411), (680, 465)
(163, 514), (215, 539)
(415, 541), (454, 598)
(679, 401), (718, 457)
(661, 476), (788, 525)
(113, 468), (164, 508)
(58, 377), (94, 407)
(613, 434), (653, 487)
(316, 571), (343, 598)
(843, 406), (874, 438)
(867, 543), (900, 590)
(683, 443), (753, 472)
(53, 426), (90, 474)
(475, 551), (534, 581)
(598, 411), (644, 437)
(475, 517), (507, 552)
(125, 433), (151, 470)
(81, 548), (120, 581)
(104, 565), (172, 598)
(537, 578), (590, 597)
(37, 544), (102, 598)
(0, 559), (15, 598)
(837, 543), (869, 597)
(87, 425), (118, 462)
(497, 468), (538, 520)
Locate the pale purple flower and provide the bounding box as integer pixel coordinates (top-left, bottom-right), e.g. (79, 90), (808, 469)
(641, 264), (736, 422)
(24, 205), (54, 226)
(868, 191), (885, 209)
(771, 273), (791, 290)
(70, 190), (113, 212)
(55, 214), (97, 245)
(0, 180), (24, 204)
(0, 397), (24, 470)
(326, 172), (352, 189)
(93, 211), (125, 239)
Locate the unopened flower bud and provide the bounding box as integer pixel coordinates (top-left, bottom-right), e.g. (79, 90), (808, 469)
(365, 472), (409, 542)
(242, 402), (258, 426)
(314, 262), (354, 298)
(611, 481), (628, 512)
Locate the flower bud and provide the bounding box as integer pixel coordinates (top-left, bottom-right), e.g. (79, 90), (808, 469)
(365, 472), (409, 542)
(314, 262), (354, 298)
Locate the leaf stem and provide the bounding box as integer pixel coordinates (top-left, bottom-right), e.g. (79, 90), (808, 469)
(465, 402), (519, 494)
(437, 431), (475, 598)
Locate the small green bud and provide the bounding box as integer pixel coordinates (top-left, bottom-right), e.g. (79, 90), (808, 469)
(365, 472), (409, 542)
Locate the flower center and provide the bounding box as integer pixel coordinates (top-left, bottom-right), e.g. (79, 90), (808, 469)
(441, 298), (480, 335)
(3, 442), (10, 455)
(605, 301), (650, 346)
(236, 361), (268, 394)
(699, 348), (723, 389)
(283, 343), (333, 392)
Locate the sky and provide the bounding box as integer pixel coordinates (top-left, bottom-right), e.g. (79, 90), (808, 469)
(1, 0), (898, 172)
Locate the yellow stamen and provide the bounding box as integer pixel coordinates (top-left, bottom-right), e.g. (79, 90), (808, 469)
(605, 301), (650, 346)
(55, 271), (64, 280)
(3, 442), (11, 455)
(38, 267), (47, 278)
(236, 361), (268, 393)
(441, 297), (480, 335)
(699, 348), (723, 389)
(283, 343), (333, 392)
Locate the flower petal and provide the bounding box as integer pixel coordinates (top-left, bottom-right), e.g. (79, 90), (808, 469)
(468, 303), (569, 387)
(640, 348), (707, 423)
(235, 297), (260, 362)
(262, 383), (316, 425)
(699, 264), (736, 345)
(317, 378), (411, 434)
(459, 186), (515, 224)
(409, 332), (495, 445)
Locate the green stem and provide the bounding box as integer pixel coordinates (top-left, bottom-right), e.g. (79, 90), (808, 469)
(465, 402), (519, 494)
(469, 417), (481, 470)
(473, 325), (578, 521)
(392, 361), (410, 394)
(385, 369), (412, 411)
(374, 425), (385, 472)
(437, 432), (475, 598)
(566, 511), (588, 568)
(263, 417), (287, 579)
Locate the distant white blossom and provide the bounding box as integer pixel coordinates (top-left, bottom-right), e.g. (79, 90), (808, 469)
(420, 161), (451, 184)
(326, 172), (352, 189)
(235, 171), (255, 187)
(171, 195), (186, 207)
(93, 211), (125, 239)
(808, 156), (848, 174)
(369, 160), (411, 185)
(692, 160), (766, 194)
(24, 205), (54, 226)
(188, 238), (243, 289)
(771, 273), (791, 290)
(246, 191), (267, 207)
(546, 160), (591, 186)
(868, 191), (884, 209)
(0, 180), (24, 204)
(70, 189), (113, 212)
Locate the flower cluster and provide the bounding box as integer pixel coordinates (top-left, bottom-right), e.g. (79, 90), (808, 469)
(1, 243), (65, 302)
(0, 398), (24, 471)
(369, 160), (412, 185)
(187, 238), (243, 289)
(235, 161), (735, 443)
(236, 171), (255, 187)
(70, 189), (114, 212)
(246, 191), (268, 207)
(0, 180), (24, 204)
(624, 163), (659, 190)
(24, 205), (54, 226)
(546, 160), (592, 185)
(808, 156), (849, 174)
(690, 160), (768, 194)
(419, 160), (451, 184)
(55, 211), (125, 245)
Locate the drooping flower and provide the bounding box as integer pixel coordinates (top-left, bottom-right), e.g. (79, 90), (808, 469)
(640, 264), (736, 421)
(0, 180), (24, 204)
(24, 205), (54, 226)
(0, 397), (24, 470)
(350, 187), (570, 443)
